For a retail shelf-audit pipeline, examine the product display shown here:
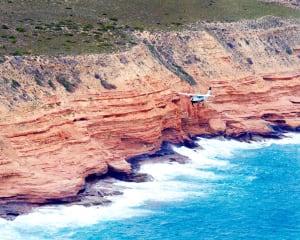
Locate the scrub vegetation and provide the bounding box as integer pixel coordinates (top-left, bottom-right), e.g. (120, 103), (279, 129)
(0, 0), (300, 56)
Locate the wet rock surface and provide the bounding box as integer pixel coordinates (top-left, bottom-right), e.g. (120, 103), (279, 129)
(0, 202), (37, 220)
(0, 149), (189, 220)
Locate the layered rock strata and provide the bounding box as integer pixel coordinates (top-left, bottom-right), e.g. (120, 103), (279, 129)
(0, 17), (299, 204)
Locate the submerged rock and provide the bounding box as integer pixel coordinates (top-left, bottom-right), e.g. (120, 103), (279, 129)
(110, 172), (154, 183)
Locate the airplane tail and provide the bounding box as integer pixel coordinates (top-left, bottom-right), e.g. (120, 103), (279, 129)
(207, 87), (212, 96)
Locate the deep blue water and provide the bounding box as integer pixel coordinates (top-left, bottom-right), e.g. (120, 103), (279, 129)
(1, 134), (299, 240)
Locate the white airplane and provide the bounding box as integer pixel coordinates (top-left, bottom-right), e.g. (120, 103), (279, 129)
(178, 87), (212, 105)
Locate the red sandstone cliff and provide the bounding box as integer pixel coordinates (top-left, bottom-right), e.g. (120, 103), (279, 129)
(0, 17), (299, 203)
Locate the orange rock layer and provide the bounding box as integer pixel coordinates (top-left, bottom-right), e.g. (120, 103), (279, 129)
(0, 18), (299, 203)
(263, 71), (300, 81)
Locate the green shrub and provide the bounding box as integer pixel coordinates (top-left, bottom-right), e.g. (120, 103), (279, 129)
(134, 26), (144, 31)
(35, 25), (45, 30)
(16, 27), (26, 32)
(109, 17), (118, 22)
(171, 22), (182, 26)
(12, 49), (24, 55)
(83, 24), (93, 31)
(101, 24), (115, 31)
(9, 35), (17, 43)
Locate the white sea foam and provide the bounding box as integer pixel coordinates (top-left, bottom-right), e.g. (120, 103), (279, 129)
(0, 161), (220, 234)
(0, 133), (299, 237)
(194, 132), (300, 158)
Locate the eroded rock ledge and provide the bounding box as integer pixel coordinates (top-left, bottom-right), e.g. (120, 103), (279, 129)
(0, 17), (299, 207)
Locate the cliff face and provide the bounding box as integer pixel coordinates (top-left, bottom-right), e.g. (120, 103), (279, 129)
(0, 17), (299, 203)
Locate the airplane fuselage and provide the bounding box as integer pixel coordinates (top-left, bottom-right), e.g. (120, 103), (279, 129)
(178, 87), (212, 105)
(191, 95), (205, 103)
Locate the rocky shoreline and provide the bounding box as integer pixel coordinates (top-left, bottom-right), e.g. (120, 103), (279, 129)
(0, 141), (188, 220)
(1, 127), (299, 221)
(0, 17), (299, 215)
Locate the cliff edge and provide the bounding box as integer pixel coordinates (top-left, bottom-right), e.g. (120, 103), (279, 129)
(0, 17), (299, 204)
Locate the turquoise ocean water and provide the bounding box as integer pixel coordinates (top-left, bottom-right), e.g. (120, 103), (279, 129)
(0, 133), (299, 240)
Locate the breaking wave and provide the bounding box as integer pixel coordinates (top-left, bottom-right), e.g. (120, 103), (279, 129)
(0, 133), (299, 240)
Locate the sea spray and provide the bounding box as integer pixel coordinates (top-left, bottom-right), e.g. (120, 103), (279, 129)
(0, 133), (299, 240)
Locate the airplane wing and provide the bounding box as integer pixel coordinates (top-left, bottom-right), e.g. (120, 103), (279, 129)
(196, 94), (215, 98)
(177, 92), (195, 97)
(177, 93), (214, 98)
